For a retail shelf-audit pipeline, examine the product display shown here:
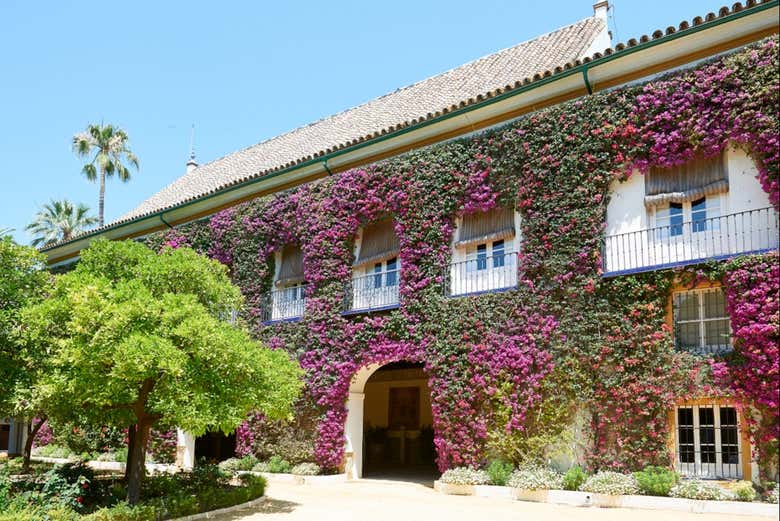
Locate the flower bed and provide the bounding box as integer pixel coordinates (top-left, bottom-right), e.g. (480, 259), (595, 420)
(0, 460), (265, 521)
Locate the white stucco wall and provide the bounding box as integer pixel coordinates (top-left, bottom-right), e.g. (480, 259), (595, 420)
(605, 170), (646, 236)
(725, 145), (773, 213)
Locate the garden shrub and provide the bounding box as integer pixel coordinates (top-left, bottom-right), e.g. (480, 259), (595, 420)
(252, 461), (270, 473)
(216, 458), (242, 474)
(238, 455), (259, 471)
(439, 467), (490, 485)
(0, 466), (11, 511)
(580, 471), (639, 495)
(485, 460), (514, 486)
(562, 465), (587, 491)
(507, 466), (563, 490)
(266, 456), (291, 474)
(766, 485), (779, 503)
(32, 445), (72, 459)
(731, 480), (757, 502)
(633, 466), (679, 496)
(82, 503), (155, 521)
(669, 480), (724, 501)
(40, 463), (96, 511)
(290, 463), (320, 476)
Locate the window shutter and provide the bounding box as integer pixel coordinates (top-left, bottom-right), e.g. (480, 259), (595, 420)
(644, 154), (728, 208)
(277, 245), (304, 285)
(456, 207), (515, 247)
(355, 219), (399, 265)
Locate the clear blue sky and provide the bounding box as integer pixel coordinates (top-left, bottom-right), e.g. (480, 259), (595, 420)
(0, 0), (718, 244)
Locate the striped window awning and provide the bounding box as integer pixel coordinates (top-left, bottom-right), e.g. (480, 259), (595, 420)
(645, 155), (728, 208)
(456, 207), (515, 247)
(355, 219), (399, 265)
(277, 245), (304, 285)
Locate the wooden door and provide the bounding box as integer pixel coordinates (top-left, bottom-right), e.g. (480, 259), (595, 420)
(388, 387), (420, 430)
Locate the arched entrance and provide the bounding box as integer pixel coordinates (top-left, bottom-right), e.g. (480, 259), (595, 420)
(345, 361), (437, 481)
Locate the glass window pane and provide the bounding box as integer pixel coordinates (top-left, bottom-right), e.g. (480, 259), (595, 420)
(476, 244), (487, 271)
(704, 320), (731, 349)
(699, 407), (716, 464)
(677, 408), (695, 464)
(492, 240), (505, 268)
(678, 323), (700, 349)
(670, 203), (683, 236)
(692, 198), (707, 232)
(386, 258), (398, 287)
(675, 292), (700, 321)
(703, 290), (727, 319)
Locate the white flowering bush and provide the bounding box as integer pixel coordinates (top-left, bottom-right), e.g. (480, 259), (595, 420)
(252, 461), (271, 473)
(669, 480), (724, 500)
(580, 471), (639, 495)
(507, 466), (563, 490)
(439, 467), (490, 485)
(291, 462), (321, 475)
(766, 485), (779, 503)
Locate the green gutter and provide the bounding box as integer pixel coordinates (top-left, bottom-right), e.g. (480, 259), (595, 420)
(41, 0), (779, 255)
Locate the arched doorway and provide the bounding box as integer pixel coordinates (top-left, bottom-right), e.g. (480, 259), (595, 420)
(345, 361), (437, 481)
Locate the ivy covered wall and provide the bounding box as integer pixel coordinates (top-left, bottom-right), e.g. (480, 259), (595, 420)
(144, 38), (779, 475)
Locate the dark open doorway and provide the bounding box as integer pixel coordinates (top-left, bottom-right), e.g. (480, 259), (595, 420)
(362, 361), (438, 484)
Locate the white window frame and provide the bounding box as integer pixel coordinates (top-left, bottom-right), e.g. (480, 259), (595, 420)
(653, 194), (723, 239)
(675, 404), (742, 479)
(673, 287), (731, 355)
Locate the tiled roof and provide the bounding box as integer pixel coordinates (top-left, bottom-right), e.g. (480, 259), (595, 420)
(121, 15), (606, 221)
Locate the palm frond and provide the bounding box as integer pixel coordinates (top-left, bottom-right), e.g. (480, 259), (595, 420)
(26, 198), (98, 247)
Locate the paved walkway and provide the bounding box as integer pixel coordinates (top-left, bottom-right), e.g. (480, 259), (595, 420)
(216, 479), (773, 521)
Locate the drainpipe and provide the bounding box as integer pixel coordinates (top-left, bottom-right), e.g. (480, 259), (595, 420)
(322, 159), (334, 176)
(582, 62), (593, 95)
(159, 214), (173, 229)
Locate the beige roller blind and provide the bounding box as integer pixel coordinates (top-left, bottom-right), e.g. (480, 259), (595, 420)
(456, 207), (515, 247)
(355, 219), (399, 265)
(645, 154), (728, 208)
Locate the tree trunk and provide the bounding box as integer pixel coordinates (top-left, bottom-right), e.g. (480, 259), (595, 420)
(98, 169), (106, 227)
(124, 424), (136, 482)
(126, 418), (152, 505)
(22, 416), (46, 472)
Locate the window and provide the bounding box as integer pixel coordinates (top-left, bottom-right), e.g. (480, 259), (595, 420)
(372, 257), (398, 288)
(676, 404), (741, 478)
(655, 195), (721, 239)
(467, 240), (506, 272)
(674, 287), (731, 355)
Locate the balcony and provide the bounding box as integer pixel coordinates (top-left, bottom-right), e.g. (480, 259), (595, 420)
(261, 285), (309, 323)
(344, 269), (400, 313)
(602, 207), (779, 276)
(444, 251), (519, 297)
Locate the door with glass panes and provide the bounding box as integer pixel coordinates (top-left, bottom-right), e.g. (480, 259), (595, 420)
(676, 404), (741, 479)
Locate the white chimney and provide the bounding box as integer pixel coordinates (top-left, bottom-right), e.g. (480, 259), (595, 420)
(186, 153), (198, 175)
(593, 1), (609, 21)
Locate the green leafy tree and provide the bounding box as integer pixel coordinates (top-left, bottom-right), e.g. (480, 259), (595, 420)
(26, 199), (97, 247)
(0, 237), (52, 469)
(72, 123), (139, 226)
(21, 240), (303, 503)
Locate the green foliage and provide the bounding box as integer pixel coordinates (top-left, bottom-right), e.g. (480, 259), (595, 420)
(266, 456), (291, 474)
(731, 480), (757, 502)
(25, 200), (97, 248)
(669, 480), (724, 501)
(562, 465), (587, 491)
(217, 456), (257, 473)
(485, 459), (514, 486)
(20, 240), (303, 502)
(633, 466), (679, 496)
(0, 237), (51, 417)
(51, 422), (125, 458)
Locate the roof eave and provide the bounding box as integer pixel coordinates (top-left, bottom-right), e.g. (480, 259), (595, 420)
(42, 1), (780, 266)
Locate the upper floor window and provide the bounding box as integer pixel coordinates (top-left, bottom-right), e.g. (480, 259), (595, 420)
(673, 287), (731, 356)
(351, 219), (400, 310)
(450, 207), (519, 296)
(268, 245), (306, 321)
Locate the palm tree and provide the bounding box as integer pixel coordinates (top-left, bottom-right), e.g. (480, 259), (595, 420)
(26, 199), (98, 247)
(0, 227), (12, 237)
(72, 124), (139, 226)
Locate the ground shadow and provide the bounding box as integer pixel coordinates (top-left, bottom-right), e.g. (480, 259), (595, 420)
(362, 463), (440, 488)
(213, 498), (299, 519)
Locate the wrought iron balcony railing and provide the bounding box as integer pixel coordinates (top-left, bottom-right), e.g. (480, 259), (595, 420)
(444, 251), (519, 297)
(344, 269), (400, 312)
(603, 207), (779, 276)
(261, 284), (309, 323)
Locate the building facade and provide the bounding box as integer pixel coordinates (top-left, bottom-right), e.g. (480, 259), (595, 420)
(41, 2), (779, 481)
